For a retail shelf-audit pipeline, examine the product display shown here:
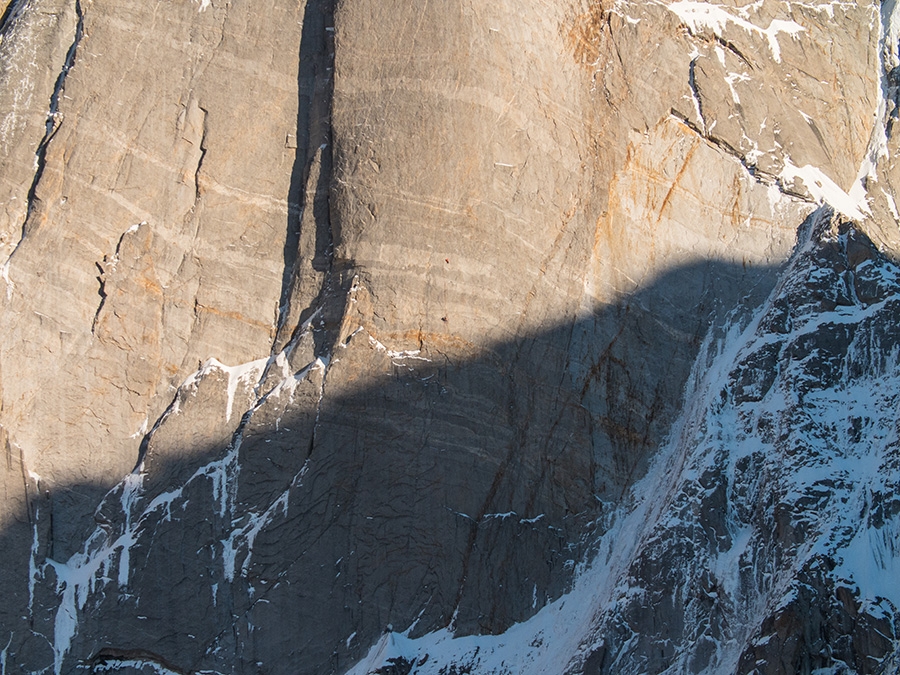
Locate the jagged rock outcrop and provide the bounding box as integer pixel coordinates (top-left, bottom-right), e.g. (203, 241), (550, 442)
(0, 0), (898, 673)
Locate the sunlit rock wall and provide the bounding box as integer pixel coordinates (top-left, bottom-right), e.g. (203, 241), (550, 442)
(0, 0), (897, 673)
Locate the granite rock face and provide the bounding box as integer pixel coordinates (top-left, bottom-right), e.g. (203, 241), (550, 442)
(0, 0), (898, 673)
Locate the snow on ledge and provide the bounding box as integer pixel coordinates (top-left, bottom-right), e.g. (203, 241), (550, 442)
(780, 158), (870, 221)
(667, 1), (805, 62)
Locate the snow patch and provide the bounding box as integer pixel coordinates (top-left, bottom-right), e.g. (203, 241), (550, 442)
(724, 71), (750, 104)
(780, 158), (870, 220)
(128, 417), (149, 439)
(520, 514), (545, 524)
(223, 488), (290, 582)
(1, 261), (14, 300)
(178, 355), (271, 422)
(884, 188), (900, 221)
(482, 511), (516, 520)
(786, 0), (856, 21)
(212, 357), (268, 422)
(0, 636), (9, 675)
(667, 1), (805, 62)
(93, 659), (183, 674)
(368, 334), (432, 364)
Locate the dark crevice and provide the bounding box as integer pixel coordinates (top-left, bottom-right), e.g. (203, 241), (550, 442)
(274, 0), (338, 355)
(132, 374), (186, 473)
(13, 0), (84, 261)
(669, 109), (814, 205)
(705, 132), (744, 164)
(193, 106), (209, 206)
(91, 261), (107, 335)
(44, 0), (84, 141)
(255, 0), (344, 454)
(688, 56), (706, 135)
(714, 34), (753, 68)
(803, 114), (833, 162)
(679, 25), (753, 69)
(305, 426), (316, 460)
(91, 224), (143, 336)
(0, 0), (24, 35)
(886, 64), (900, 140)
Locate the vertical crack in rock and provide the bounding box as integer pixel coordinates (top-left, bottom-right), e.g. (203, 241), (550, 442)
(1, 0), (82, 295)
(273, 0), (338, 357)
(91, 260), (107, 336)
(19, 0), (81, 244)
(91, 223), (145, 336)
(178, 96), (209, 245)
(193, 106), (209, 208)
(0, 0), (25, 34)
(302, 350), (329, 462)
(17, 442), (46, 624)
(1, 0), (83, 296)
(251, 0), (343, 469)
(688, 56), (707, 136)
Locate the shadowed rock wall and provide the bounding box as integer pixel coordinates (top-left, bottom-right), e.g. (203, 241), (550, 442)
(1, 0), (898, 673)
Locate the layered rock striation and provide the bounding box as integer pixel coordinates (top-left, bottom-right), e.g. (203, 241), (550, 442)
(0, 0), (898, 673)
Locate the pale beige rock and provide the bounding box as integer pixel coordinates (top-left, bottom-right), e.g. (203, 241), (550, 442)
(0, 0), (896, 672)
(0, 0), (304, 552)
(0, 0), (78, 262)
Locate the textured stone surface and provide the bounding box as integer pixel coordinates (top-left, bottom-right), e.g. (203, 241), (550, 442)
(573, 215), (900, 675)
(0, 0), (898, 673)
(1, 0), (304, 555)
